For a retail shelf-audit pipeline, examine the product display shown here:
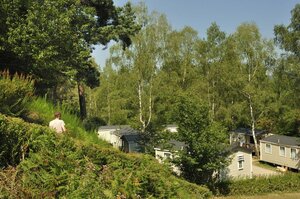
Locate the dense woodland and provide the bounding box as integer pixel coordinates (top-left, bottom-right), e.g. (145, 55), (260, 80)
(88, 3), (299, 137)
(0, 0), (299, 198)
(1, 1), (298, 136)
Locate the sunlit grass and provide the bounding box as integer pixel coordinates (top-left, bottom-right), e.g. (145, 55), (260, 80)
(28, 97), (110, 147)
(252, 157), (278, 171)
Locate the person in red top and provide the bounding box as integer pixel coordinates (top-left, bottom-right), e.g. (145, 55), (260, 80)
(49, 112), (66, 133)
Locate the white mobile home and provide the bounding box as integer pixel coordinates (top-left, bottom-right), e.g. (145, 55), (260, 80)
(260, 134), (300, 170)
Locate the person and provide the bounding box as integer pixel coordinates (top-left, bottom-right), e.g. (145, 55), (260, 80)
(49, 112), (66, 133)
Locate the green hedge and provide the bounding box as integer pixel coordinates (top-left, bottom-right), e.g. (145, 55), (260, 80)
(215, 173), (300, 196)
(0, 114), (211, 198)
(0, 114), (55, 167)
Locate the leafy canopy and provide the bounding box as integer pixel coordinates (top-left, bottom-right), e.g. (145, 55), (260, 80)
(173, 96), (230, 184)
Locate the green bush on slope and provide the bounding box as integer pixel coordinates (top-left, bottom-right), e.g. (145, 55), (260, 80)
(0, 71), (34, 117)
(0, 113), (211, 198)
(215, 173), (300, 196)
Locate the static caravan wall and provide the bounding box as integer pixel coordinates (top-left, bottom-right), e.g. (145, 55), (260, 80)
(260, 142), (300, 169)
(227, 151), (252, 179)
(98, 130), (113, 143)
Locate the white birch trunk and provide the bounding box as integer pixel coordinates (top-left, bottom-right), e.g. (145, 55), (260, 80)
(138, 83), (146, 132)
(107, 83), (111, 125)
(138, 80), (153, 133)
(248, 94), (259, 156)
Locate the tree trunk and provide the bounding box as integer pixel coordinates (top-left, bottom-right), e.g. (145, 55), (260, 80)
(138, 80), (152, 133)
(78, 81), (87, 119)
(107, 87), (111, 125)
(138, 83), (146, 132)
(248, 94), (259, 156)
(52, 85), (58, 105)
(212, 80), (215, 120)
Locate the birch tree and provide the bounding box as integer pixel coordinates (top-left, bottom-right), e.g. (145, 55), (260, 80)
(134, 14), (170, 132)
(105, 6), (171, 132)
(195, 23), (227, 120)
(233, 23), (274, 155)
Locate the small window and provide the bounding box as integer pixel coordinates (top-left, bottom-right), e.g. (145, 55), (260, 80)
(238, 155), (244, 170)
(279, 146), (286, 157)
(265, 144), (272, 154)
(291, 148), (298, 160)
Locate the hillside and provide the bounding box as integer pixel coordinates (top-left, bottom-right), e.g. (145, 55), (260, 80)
(0, 99), (211, 198)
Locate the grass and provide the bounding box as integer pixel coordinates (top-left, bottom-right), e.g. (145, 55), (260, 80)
(27, 97), (110, 147)
(252, 157), (278, 171)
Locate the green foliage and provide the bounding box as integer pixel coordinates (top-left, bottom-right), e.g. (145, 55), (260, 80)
(0, 71), (34, 116)
(274, 4), (300, 58)
(27, 97), (109, 146)
(93, 3), (299, 138)
(83, 116), (106, 132)
(0, 113), (55, 167)
(215, 172), (300, 196)
(272, 3), (300, 135)
(172, 96), (230, 185)
(0, 113), (211, 198)
(0, 0), (140, 123)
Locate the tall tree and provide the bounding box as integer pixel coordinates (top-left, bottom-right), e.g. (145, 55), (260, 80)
(232, 23), (275, 154)
(173, 96), (230, 185)
(106, 7), (171, 133)
(196, 22), (227, 120)
(0, 0), (140, 119)
(273, 4), (300, 135)
(93, 52), (133, 125)
(156, 26), (199, 124)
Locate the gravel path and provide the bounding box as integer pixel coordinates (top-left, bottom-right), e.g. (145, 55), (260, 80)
(252, 162), (280, 176)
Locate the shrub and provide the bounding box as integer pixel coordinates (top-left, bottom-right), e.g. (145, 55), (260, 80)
(83, 116), (106, 132)
(0, 114), (55, 167)
(0, 71), (34, 116)
(215, 173), (300, 196)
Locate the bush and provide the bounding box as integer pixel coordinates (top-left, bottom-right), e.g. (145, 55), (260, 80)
(83, 116), (106, 132)
(215, 173), (300, 196)
(0, 71), (34, 116)
(0, 114), (55, 167)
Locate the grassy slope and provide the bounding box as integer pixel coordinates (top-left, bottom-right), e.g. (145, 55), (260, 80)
(0, 98), (211, 199)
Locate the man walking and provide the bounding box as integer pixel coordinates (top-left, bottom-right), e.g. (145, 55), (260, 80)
(49, 112), (66, 133)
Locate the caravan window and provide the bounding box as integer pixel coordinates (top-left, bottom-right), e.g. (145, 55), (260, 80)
(238, 155), (244, 170)
(265, 144), (272, 154)
(291, 148), (298, 160)
(279, 146), (286, 157)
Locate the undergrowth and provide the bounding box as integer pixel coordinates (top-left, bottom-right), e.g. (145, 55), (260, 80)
(0, 103), (211, 198)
